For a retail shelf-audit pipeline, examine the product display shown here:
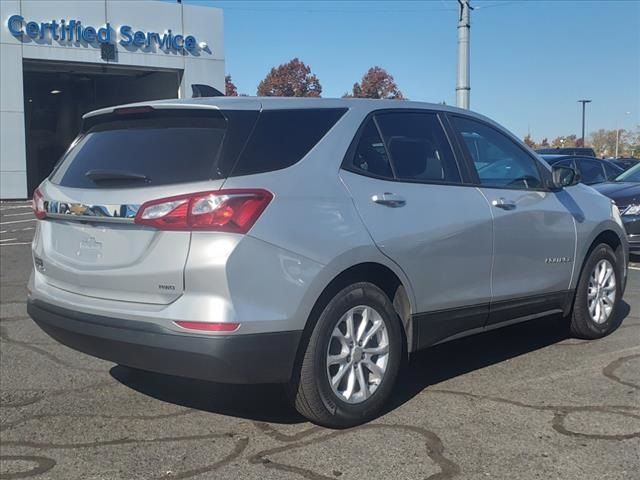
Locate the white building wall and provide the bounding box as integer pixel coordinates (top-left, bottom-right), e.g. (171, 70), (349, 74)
(0, 0), (224, 198)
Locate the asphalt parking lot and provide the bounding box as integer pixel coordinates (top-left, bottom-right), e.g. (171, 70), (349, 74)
(1, 200), (639, 480)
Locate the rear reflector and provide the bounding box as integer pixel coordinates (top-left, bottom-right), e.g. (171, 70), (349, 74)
(135, 189), (272, 233)
(174, 321), (240, 332)
(32, 188), (46, 219)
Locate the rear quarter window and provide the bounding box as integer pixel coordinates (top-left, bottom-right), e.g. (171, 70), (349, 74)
(230, 108), (347, 177)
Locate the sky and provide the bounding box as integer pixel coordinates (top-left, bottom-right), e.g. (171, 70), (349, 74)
(183, 0), (639, 142)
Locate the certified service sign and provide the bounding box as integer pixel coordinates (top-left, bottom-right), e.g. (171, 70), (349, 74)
(7, 15), (204, 53)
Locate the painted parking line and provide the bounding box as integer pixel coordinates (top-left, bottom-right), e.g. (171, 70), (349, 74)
(0, 238), (18, 242)
(1, 212), (33, 217)
(0, 227), (34, 233)
(0, 219), (36, 225)
(630, 266), (640, 271)
(0, 242), (31, 246)
(0, 205), (31, 211)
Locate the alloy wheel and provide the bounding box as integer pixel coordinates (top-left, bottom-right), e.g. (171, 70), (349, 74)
(587, 259), (616, 324)
(326, 305), (390, 404)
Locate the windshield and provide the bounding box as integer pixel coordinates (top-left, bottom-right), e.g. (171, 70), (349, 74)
(615, 163), (640, 182)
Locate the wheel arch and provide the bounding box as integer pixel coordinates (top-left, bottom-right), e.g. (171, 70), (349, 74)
(291, 259), (416, 383)
(586, 228), (627, 288)
(570, 226), (627, 316)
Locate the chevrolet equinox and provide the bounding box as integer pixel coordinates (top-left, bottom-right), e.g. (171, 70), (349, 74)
(28, 98), (629, 428)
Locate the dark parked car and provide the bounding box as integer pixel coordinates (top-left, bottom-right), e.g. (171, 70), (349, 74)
(594, 163), (640, 255)
(540, 155), (623, 185)
(536, 147), (596, 157)
(610, 157), (639, 171)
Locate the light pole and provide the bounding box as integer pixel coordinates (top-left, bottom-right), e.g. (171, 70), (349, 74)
(615, 111), (631, 158)
(578, 99), (591, 146)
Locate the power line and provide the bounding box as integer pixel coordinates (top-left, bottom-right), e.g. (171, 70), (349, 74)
(208, 0), (518, 14)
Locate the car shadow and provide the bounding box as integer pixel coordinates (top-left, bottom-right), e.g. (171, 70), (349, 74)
(386, 300), (629, 414)
(110, 301), (631, 426)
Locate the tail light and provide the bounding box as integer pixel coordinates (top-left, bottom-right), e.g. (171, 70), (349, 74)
(32, 188), (47, 219)
(134, 189), (273, 233)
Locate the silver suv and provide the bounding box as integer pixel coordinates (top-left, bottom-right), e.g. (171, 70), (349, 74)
(28, 98), (629, 428)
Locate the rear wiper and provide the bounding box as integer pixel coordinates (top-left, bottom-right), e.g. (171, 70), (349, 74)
(85, 169), (150, 183)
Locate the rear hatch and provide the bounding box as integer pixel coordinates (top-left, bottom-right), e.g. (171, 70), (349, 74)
(34, 102), (261, 305)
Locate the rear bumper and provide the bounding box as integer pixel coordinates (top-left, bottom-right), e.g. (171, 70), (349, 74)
(28, 300), (302, 384)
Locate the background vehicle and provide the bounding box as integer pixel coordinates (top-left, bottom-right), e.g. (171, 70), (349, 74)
(28, 99), (629, 428)
(611, 157), (639, 171)
(594, 163), (640, 255)
(536, 147), (596, 157)
(540, 154), (623, 185)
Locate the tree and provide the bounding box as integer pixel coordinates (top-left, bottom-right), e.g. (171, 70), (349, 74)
(344, 66), (404, 99)
(523, 134), (536, 149)
(551, 134), (577, 148)
(225, 75), (238, 96)
(590, 129), (619, 157)
(257, 58), (322, 97)
(540, 138), (550, 147)
(622, 126), (640, 157)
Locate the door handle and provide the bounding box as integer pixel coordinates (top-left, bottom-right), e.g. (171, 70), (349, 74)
(372, 193), (406, 208)
(491, 198), (517, 210)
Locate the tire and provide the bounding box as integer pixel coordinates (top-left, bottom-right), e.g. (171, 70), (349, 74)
(569, 243), (623, 339)
(288, 282), (403, 428)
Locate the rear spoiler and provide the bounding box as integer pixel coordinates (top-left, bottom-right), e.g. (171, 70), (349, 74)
(82, 102), (222, 120)
(81, 98), (262, 132)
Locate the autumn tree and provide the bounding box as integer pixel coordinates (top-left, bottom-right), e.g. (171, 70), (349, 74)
(225, 75), (238, 96)
(257, 58), (322, 97)
(345, 67), (404, 99)
(540, 138), (550, 147)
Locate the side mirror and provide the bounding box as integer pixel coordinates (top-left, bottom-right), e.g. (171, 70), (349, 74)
(552, 165), (581, 189)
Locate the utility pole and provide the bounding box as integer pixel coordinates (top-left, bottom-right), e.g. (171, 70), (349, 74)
(578, 99), (591, 146)
(456, 0), (472, 109)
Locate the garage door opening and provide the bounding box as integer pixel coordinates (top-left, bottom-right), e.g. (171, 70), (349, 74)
(23, 60), (182, 195)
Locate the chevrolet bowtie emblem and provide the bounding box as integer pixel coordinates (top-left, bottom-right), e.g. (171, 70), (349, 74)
(69, 203), (87, 215)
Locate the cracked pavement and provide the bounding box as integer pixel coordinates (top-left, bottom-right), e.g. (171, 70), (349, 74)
(1, 201), (639, 479)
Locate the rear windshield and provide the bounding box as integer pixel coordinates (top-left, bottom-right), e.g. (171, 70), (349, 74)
(50, 107), (346, 189)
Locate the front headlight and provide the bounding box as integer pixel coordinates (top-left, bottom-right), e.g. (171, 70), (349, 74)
(622, 204), (640, 216)
(611, 202), (623, 225)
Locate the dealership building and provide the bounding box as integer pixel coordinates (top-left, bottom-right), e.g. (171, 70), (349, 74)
(0, 0), (224, 199)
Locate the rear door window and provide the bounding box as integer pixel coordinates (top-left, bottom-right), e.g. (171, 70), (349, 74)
(344, 118), (394, 179)
(575, 158), (606, 184)
(231, 109), (347, 177)
(375, 112), (461, 183)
